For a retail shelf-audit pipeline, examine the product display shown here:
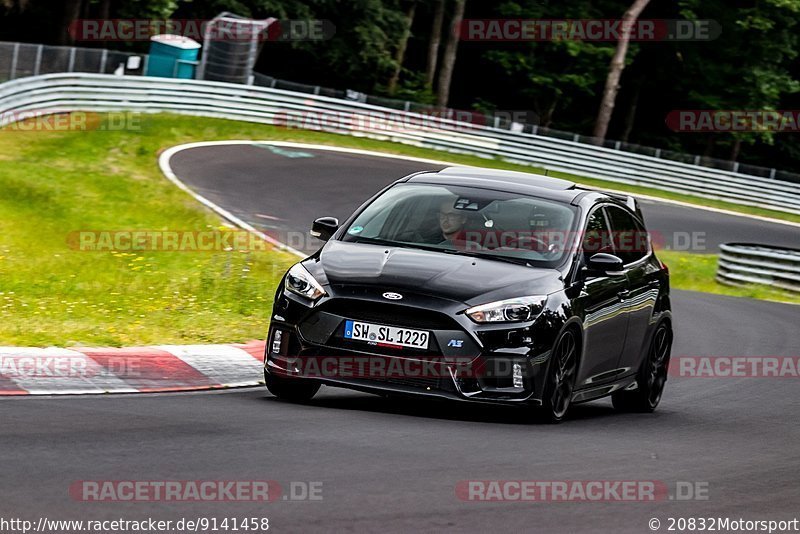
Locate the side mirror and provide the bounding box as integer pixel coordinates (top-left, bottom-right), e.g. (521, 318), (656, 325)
(310, 217), (339, 241)
(585, 253), (625, 276)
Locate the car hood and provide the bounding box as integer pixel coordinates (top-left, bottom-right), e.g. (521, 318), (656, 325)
(308, 240), (564, 305)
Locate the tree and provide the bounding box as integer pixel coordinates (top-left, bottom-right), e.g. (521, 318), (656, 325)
(425, 0), (445, 88)
(387, 1), (417, 95)
(59, 0), (83, 45)
(592, 0), (650, 142)
(435, 0), (465, 107)
(474, 0), (617, 129)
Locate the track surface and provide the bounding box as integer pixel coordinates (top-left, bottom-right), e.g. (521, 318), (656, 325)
(169, 144), (799, 254)
(2, 145), (799, 533)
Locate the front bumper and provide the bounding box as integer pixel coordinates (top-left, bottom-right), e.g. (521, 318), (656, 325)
(265, 287), (560, 405)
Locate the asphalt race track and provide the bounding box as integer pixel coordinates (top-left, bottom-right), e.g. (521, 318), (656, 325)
(2, 144), (799, 533)
(168, 143), (800, 254)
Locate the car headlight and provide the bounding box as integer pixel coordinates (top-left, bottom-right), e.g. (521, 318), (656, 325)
(285, 263), (326, 301)
(465, 296), (547, 323)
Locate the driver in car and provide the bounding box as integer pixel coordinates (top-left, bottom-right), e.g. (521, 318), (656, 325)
(438, 200), (469, 247)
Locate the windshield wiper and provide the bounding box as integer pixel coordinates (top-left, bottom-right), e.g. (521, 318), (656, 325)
(451, 250), (533, 267)
(349, 237), (532, 266)
(350, 237), (455, 254)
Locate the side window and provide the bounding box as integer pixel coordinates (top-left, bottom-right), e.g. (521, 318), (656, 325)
(604, 206), (649, 265)
(582, 208), (614, 263)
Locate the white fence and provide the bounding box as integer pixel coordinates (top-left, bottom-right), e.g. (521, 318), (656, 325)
(3, 72), (800, 216)
(718, 244), (800, 293)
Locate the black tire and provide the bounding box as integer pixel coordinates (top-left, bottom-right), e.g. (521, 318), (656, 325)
(612, 323), (672, 413)
(533, 329), (579, 424)
(264, 370), (320, 402)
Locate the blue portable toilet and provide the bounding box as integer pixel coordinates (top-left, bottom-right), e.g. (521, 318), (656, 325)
(145, 35), (201, 79)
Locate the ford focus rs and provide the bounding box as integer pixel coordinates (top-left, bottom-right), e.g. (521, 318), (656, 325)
(264, 167), (672, 422)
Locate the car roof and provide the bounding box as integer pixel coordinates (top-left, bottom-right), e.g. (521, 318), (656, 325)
(403, 167), (641, 217)
(404, 166), (584, 203)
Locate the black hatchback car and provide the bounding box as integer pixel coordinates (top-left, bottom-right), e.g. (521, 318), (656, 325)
(264, 167), (672, 422)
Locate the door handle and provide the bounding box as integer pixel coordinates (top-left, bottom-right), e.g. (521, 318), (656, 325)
(617, 289), (631, 299)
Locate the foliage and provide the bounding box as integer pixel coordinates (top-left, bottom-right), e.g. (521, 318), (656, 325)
(2, 0), (800, 169)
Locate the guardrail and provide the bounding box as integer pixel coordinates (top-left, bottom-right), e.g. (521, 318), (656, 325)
(717, 244), (800, 293)
(3, 73), (800, 216)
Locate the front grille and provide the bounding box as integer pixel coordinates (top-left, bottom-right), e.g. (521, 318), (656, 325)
(318, 299), (458, 330)
(373, 376), (442, 390)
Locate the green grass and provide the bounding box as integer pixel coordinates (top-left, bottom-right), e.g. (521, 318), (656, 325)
(657, 250), (800, 305)
(0, 112), (797, 346)
(0, 115), (299, 347)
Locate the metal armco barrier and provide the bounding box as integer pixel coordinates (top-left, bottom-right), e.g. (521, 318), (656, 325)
(3, 73), (800, 216)
(717, 243), (800, 293)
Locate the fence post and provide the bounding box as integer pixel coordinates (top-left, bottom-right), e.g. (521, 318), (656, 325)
(10, 43), (20, 80)
(99, 49), (108, 74)
(34, 44), (43, 76)
(68, 47), (76, 72)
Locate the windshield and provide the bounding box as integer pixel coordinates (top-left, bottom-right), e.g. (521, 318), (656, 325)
(341, 183), (578, 267)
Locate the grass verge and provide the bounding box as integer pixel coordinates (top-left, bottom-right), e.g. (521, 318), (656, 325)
(0, 115), (301, 347)
(0, 113), (796, 346)
(657, 250), (800, 305)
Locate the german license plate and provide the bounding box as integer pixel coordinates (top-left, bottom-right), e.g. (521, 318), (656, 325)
(344, 320), (430, 349)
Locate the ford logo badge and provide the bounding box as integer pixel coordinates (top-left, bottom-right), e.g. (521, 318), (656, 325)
(382, 292), (403, 300)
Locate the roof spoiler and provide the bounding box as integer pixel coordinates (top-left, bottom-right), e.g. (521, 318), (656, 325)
(606, 192), (643, 219)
